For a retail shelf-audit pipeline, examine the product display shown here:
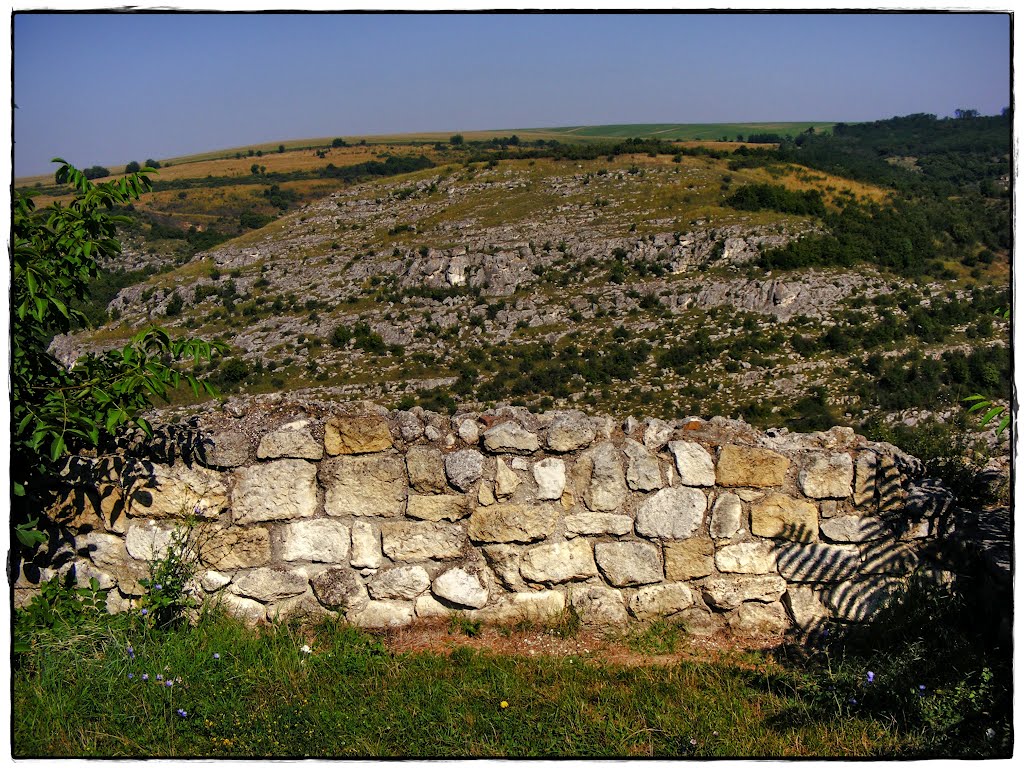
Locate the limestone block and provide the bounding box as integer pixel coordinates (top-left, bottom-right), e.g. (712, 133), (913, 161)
(668, 441), (716, 487)
(729, 601), (790, 637)
(204, 525), (271, 570)
(628, 583), (694, 619)
(703, 575), (787, 610)
(509, 590), (566, 620)
(468, 503), (557, 543)
(201, 430), (249, 468)
(50, 484), (128, 534)
(564, 512), (633, 538)
(128, 462), (226, 519)
(482, 421), (539, 454)
(635, 486), (706, 539)
(710, 492), (743, 539)
(853, 452), (878, 507)
(716, 444), (790, 487)
(281, 519), (351, 563)
(546, 411), (596, 452)
(820, 515), (887, 543)
(321, 453), (407, 518)
(783, 585), (831, 631)
(201, 570), (232, 592)
(819, 500), (839, 518)
(623, 439), (663, 492)
(677, 606), (725, 637)
(714, 541), (778, 574)
(348, 600), (415, 628)
(858, 540), (920, 575)
(642, 418), (675, 451)
(432, 567), (488, 608)
(324, 416), (393, 455)
(310, 567), (368, 611)
(406, 446), (447, 494)
(395, 411), (424, 442)
(380, 521), (465, 561)
(415, 593), (452, 618)
(478, 483), (496, 507)
(445, 449), (484, 492)
(230, 567), (309, 603)
(350, 520), (382, 569)
(257, 420), (323, 460)
(494, 457), (521, 500)
(218, 592), (267, 624)
(482, 544), (527, 591)
(533, 457), (566, 500)
(406, 494), (471, 522)
(569, 585), (628, 624)
(750, 493), (818, 541)
(775, 542), (861, 582)
(368, 566), (431, 599)
(799, 453), (854, 499)
(583, 442), (627, 512)
(594, 540), (662, 587)
(73, 560), (116, 590)
(456, 418), (480, 445)
(664, 538), (715, 581)
(270, 592), (332, 623)
(234, 459), (318, 524)
(877, 454), (906, 512)
(823, 577), (902, 622)
(520, 538), (597, 584)
(125, 519), (176, 560)
(78, 532), (126, 571)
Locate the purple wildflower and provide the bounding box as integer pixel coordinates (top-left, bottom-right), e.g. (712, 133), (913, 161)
(127, 646), (135, 659)
(140, 608), (148, 617)
(177, 709), (187, 718)
(213, 653), (220, 660)
(156, 674), (163, 681)
(165, 680), (173, 688)
(142, 674), (149, 682)
(128, 673), (135, 680)
(867, 671), (875, 684)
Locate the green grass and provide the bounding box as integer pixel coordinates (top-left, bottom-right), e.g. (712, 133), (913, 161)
(12, 567), (1012, 758)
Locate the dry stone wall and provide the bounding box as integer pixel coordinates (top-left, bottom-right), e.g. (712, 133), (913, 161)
(19, 401), (961, 640)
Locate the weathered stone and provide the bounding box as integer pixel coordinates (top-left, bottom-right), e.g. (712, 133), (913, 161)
(125, 519), (176, 560)
(324, 416), (393, 455)
(820, 515), (887, 543)
(201, 570), (232, 592)
(623, 439), (663, 491)
(234, 459), (318, 524)
(511, 456), (530, 471)
(750, 493), (818, 541)
(858, 540), (920, 575)
(468, 503), (557, 543)
(736, 489), (764, 502)
(703, 575), (787, 610)
(546, 411), (597, 453)
(432, 567), (488, 608)
(310, 567), (367, 610)
(204, 525), (272, 570)
(78, 532), (126, 570)
(775, 542), (861, 582)
(854, 452), (878, 507)
(664, 538), (714, 581)
(218, 592), (266, 624)
(406, 494), (471, 522)
(281, 519), (351, 563)
(823, 578), (902, 622)
(368, 566), (431, 599)
(635, 486), (706, 539)
(628, 583), (694, 619)
(73, 560), (116, 590)
(570, 585), (628, 624)
(414, 593), (452, 618)
(482, 544), (527, 591)
(494, 457), (521, 500)
(668, 441), (716, 487)
(799, 453), (854, 499)
(715, 541), (778, 574)
(564, 512), (633, 538)
(477, 483), (496, 506)
(395, 411), (424, 442)
(710, 492), (743, 539)
(380, 521), (465, 561)
(482, 421), (539, 454)
(729, 601), (790, 636)
(270, 592), (332, 623)
(716, 444), (791, 487)
(456, 418), (480, 445)
(322, 454), (407, 518)
(642, 418), (675, 451)
(201, 430), (249, 468)
(348, 600), (415, 628)
(230, 567), (308, 602)
(445, 449), (484, 492)
(819, 499), (839, 518)
(520, 538), (597, 584)
(533, 457), (566, 500)
(783, 585), (831, 631)
(350, 520), (382, 569)
(594, 541), (662, 587)
(257, 420), (323, 460)
(877, 454), (906, 511)
(51, 484), (128, 534)
(677, 606), (725, 637)
(128, 462), (226, 519)
(583, 442), (627, 512)
(508, 590), (565, 620)
(406, 446), (447, 494)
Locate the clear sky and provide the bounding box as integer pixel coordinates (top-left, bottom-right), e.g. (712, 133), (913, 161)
(11, 9), (1012, 177)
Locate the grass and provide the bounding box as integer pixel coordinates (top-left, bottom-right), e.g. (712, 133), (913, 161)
(12, 566), (1012, 759)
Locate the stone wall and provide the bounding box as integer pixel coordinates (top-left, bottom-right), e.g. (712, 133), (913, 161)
(16, 401), (961, 640)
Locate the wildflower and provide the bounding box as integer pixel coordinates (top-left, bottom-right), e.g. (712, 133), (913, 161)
(213, 653), (220, 660)
(165, 680), (174, 688)
(918, 684), (926, 696)
(140, 608), (148, 617)
(500, 701), (509, 709)
(154, 584), (162, 591)
(177, 709), (188, 718)
(849, 698), (858, 706)
(300, 644), (312, 655)
(156, 674), (163, 681)
(142, 674), (149, 682)
(689, 738), (697, 746)
(128, 673), (135, 680)
(866, 671), (875, 684)
(127, 646), (135, 659)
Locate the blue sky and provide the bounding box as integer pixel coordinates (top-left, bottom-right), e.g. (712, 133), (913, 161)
(12, 10), (1011, 177)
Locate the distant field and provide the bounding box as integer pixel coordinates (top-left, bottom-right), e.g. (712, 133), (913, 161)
(534, 122), (835, 140)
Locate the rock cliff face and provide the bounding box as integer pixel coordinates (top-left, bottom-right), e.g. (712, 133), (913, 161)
(19, 400), (963, 640)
